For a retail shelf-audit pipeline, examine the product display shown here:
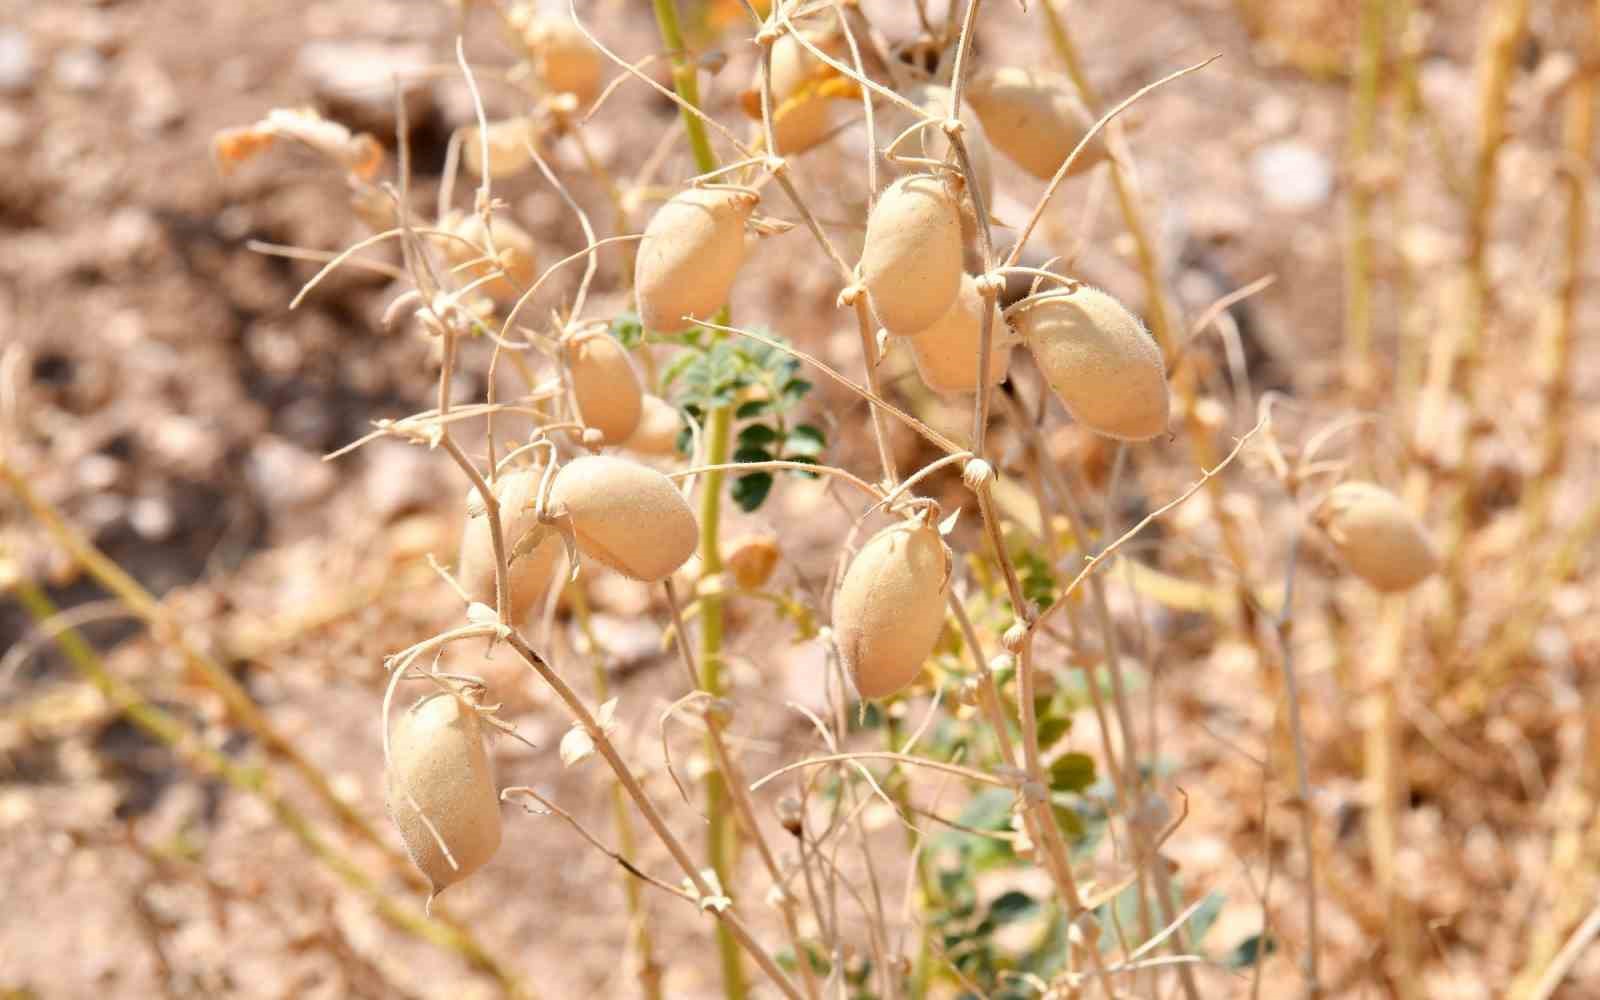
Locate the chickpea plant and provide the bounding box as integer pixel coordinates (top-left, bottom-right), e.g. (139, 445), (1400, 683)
(211, 1), (1410, 998)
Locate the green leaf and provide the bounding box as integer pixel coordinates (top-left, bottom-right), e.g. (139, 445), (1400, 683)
(737, 423), (779, 448)
(611, 312), (645, 349)
(1036, 715), (1071, 751)
(1223, 932), (1275, 969)
(780, 377), (814, 405)
(986, 890), (1039, 925)
(784, 454), (821, 478)
(1047, 753), (1096, 793)
(1050, 802), (1084, 840)
(732, 445), (772, 465)
(736, 398), (772, 419)
(784, 423), (826, 458)
(732, 473), (773, 512)
(1188, 890), (1226, 947)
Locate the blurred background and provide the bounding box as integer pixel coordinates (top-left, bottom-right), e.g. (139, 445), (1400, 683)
(2, 0), (1598, 997)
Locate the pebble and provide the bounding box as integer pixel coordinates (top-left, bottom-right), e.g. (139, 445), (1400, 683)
(53, 46), (108, 94)
(296, 40), (433, 134)
(0, 28), (34, 93)
(1250, 140), (1333, 210)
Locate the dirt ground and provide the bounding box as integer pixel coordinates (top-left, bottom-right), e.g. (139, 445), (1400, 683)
(3, 0), (1599, 997)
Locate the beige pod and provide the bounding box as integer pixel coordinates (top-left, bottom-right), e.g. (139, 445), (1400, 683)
(860, 174), (964, 335)
(764, 28), (844, 154)
(458, 468), (563, 624)
(832, 516), (952, 700)
(548, 455), (698, 582)
(439, 211), (538, 306)
(1313, 482), (1440, 592)
(521, 18), (603, 105)
(565, 328), (644, 445)
(1013, 286), (1169, 441)
(635, 187), (759, 333)
(386, 690), (503, 901)
(907, 272), (1014, 394)
(460, 118), (533, 179)
(624, 394), (684, 456)
(966, 67), (1108, 181)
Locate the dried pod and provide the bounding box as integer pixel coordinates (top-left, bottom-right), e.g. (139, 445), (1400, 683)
(764, 28), (846, 154)
(1013, 286), (1169, 441)
(565, 328), (644, 445)
(519, 17), (603, 105)
(832, 516), (952, 699)
(549, 455), (698, 582)
(439, 212), (538, 305)
(635, 187), (759, 333)
(461, 118), (533, 179)
(458, 467), (563, 624)
(624, 394), (684, 456)
(727, 532), (781, 589)
(1313, 482), (1440, 592)
(907, 272), (1013, 394)
(386, 690), (502, 902)
(860, 174), (963, 335)
(966, 67), (1108, 181)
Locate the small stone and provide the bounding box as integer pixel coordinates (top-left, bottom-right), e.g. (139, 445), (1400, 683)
(297, 40), (433, 135)
(53, 47), (107, 94)
(0, 29), (34, 94)
(1251, 141), (1332, 210)
(245, 436), (337, 510)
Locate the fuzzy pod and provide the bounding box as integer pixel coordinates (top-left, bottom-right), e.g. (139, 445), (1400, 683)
(635, 187), (758, 333)
(548, 455), (698, 582)
(624, 394), (684, 456)
(907, 272), (1013, 394)
(1313, 482), (1440, 593)
(966, 67), (1108, 181)
(439, 212), (538, 305)
(386, 690), (502, 900)
(566, 329), (644, 444)
(860, 174), (964, 335)
(461, 118), (533, 179)
(832, 517), (952, 700)
(521, 18), (603, 105)
(1013, 286), (1169, 441)
(458, 467), (563, 624)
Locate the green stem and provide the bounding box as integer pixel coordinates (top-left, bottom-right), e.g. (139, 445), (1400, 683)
(699, 402), (745, 1000)
(651, 0), (718, 173)
(647, 1), (744, 995)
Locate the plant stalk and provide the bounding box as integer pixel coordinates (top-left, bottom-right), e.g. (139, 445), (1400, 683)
(647, 2), (744, 994)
